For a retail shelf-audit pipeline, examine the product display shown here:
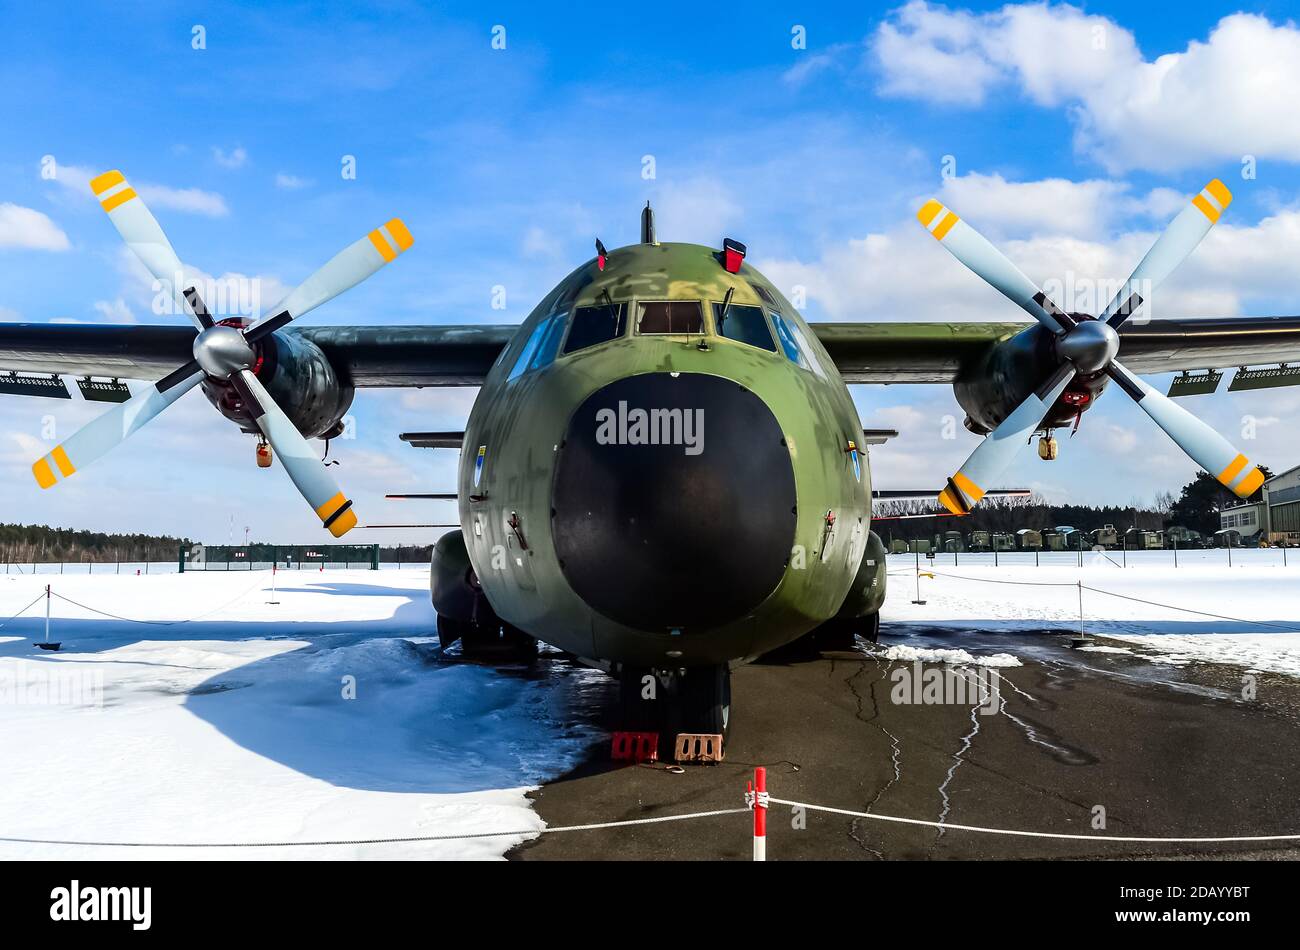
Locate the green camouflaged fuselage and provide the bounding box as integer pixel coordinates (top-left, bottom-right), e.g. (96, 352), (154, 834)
(459, 243), (871, 667)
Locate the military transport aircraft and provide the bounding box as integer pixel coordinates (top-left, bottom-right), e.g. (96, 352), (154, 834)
(3, 170), (1299, 745)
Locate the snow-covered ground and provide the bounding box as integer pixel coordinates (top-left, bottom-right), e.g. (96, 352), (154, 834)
(883, 549), (1300, 676)
(0, 569), (605, 860)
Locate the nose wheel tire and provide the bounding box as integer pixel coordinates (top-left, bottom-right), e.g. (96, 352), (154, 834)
(676, 664), (731, 740)
(616, 664), (732, 744)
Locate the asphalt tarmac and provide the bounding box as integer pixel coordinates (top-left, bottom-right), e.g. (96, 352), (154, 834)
(511, 631), (1300, 860)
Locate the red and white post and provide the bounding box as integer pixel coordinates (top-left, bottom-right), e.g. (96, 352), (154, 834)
(751, 766), (767, 861)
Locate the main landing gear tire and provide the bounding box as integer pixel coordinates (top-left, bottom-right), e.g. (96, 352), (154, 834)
(436, 614), (539, 663)
(813, 611), (880, 650)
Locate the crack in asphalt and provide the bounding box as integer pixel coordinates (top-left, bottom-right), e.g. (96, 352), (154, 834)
(843, 656), (905, 859)
(928, 675), (987, 857)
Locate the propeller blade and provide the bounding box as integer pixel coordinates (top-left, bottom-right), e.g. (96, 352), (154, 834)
(245, 219), (413, 339)
(230, 370), (358, 537)
(1100, 179), (1232, 329)
(938, 364), (1077, 515)
(89, 170), (211, 330)
(32, 361), (203, 489)
(917, 199), (1072, 334)
(1106, 360), (1264, 498)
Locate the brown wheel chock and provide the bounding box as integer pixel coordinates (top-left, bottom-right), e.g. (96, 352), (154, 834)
(674, 733), (724, 764)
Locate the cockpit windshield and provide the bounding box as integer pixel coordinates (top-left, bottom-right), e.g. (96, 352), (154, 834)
(637, 301), (703, 334)
(713, 302), (776, 351)
(564, 303), (627, 354)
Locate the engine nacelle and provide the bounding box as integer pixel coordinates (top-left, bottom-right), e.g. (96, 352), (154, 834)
(201, 327), (354, 439)
(954, 322), (1108, 435)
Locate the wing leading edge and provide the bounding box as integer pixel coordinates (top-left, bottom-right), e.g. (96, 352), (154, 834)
(4, 317), (1300, 392)
(812, 317), (1300, 383)
(0, 323), (515, 390)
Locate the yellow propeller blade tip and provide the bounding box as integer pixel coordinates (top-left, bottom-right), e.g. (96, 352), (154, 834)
(937, 487), (968, 517)
(328, 508), (359, 538)
(32, 458), (57, 489)
(385, 218), (414, 251)
(1205, 178), (1232, 209)
(89, 169), (125, 196)
(917, 199), (943, 227)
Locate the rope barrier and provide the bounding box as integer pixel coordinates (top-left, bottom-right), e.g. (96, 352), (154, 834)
(5, 778), (1297, 852)
(919, 567), (1300, 633)
(0, 807), (750, 849)
(46, 581), (267, 627)
(764, 797), (1300, 844)
(0, 592), (47, 630)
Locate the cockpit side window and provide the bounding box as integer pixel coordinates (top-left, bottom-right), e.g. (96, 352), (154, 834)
(507, 310), (568, 381)
(563, 303), (627, 354)
(636, 300), (703, 334)
(528, 310), (569, 372)
(768, 310), (805, 367)
(769, 310), (826, 377)
(712, 302), (776, 351)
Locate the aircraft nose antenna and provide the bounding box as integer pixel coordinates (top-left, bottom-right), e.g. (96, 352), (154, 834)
(641, 201), (656, 244)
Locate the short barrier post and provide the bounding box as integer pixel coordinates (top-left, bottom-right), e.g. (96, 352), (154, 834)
(748, 766), (768, 861)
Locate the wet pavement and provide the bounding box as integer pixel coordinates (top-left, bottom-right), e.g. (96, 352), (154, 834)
(512, 629), (1300, 860)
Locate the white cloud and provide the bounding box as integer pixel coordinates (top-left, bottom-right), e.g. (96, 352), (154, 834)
(137, 183), (228, 217)
(759, 178), (1300, 324)
(872, 3), (1300, 172)
(0, 203), (70, 251)
(654, 178), (742, 246)
(783, 43), (857, 86)
(46, 163), (229, 217)
(1095, 421), (1139, 454)
(936, 173), (1130, 240)
(91, 298), (137, 325)
(112, 246), (296, 323)
(212, 146), (248, 169)
(521, 225), (557, 260)
(274, 172), (312, 189)
(873, 2), (1005, 105)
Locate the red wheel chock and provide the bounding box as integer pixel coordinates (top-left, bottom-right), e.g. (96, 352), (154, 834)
(611, 730), (659, 763)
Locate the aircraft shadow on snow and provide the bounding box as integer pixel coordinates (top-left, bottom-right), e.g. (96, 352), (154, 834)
(0, 581), (608, 794)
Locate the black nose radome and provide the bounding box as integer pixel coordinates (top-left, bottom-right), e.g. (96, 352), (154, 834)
(552, 372), (796, 631)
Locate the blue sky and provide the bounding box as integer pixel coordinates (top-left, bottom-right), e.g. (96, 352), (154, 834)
(2, 1), (1300, 543)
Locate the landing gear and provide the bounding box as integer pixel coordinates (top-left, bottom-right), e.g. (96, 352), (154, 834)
(771, 610), (880, 657)
(1038, 432), (1058, 460)
(676, 664), (731, 739)
(815, 611), (880, 649)
(436, 613), (538, 663)
(617, 664), (732, 742)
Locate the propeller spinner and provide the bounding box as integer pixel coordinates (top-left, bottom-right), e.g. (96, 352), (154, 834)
(30, 169), (414, 537)
(921, 179), (1264, 516)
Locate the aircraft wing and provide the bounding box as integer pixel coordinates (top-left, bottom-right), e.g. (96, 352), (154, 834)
(0, 323), (514, 389)
(6, 316), (1300, 394)
(812, 316), (1300, 383)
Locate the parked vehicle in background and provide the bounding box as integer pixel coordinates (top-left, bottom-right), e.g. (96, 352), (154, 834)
(1090, 524), (1119, 548)
(1016, 528), (1043, 550)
